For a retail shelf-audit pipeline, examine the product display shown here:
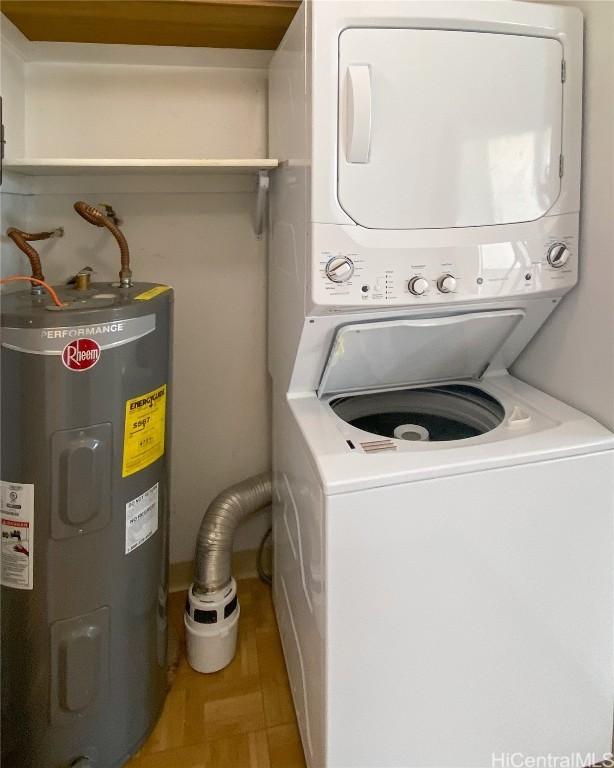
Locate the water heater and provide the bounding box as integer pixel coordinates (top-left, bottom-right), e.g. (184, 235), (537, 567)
(1, 280), (172, 768)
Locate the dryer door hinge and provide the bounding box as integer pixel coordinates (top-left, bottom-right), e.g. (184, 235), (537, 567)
(559, 154), (565, 178)
(561, 60), (566, 83)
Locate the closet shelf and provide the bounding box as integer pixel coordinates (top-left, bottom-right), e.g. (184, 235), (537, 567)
(4, 158), (279, 176)
(1, 1), (300, 51)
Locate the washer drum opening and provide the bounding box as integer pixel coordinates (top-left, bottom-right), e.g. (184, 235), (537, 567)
(330, 385), (505, 442)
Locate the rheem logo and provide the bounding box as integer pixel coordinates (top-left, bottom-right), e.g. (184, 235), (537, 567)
(61, 338), (101, 371)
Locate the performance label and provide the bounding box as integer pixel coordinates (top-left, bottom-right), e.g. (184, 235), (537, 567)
(123, 385), (167, 477)
(1, 481), (34, 590)
(126, 484), (159, 554)
(1, 314), (156, 355)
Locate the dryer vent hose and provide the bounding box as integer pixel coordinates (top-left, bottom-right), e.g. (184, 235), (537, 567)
(194, 472), (272, 594)
(73, 201), (132, 287)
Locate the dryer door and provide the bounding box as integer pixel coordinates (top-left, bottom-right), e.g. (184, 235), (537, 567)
(337, 29), (563, 230)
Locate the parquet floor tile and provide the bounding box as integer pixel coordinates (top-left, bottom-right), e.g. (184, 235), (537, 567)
(125, 578), (306, 768)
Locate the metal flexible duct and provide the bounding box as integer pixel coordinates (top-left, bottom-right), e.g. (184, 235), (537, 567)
(195, 472), (272, 594)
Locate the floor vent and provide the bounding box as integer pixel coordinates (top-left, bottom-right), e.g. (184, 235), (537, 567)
(360, 439), (397, 453)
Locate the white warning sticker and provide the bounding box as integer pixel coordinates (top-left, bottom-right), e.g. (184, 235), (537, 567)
(126, 483), (159, 554)
(1, 481), (34, 590)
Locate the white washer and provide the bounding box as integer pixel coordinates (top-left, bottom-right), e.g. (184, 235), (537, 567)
(268, 2), (614, 767)
(277, 371), (613, 768)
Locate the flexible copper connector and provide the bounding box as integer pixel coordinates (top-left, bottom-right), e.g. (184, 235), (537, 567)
(74, 201), (132, 287)
(6, 228), (59, 282)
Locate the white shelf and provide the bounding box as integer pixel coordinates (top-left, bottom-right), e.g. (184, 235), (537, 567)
(4, 158), (279, 176)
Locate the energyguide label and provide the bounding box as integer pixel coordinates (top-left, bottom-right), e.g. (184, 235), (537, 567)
(123, 384), (167, 477)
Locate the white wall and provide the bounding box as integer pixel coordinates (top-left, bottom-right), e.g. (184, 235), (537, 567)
(0, 22), (273, 563)
(22, 176), (271, 563)
(0, 180), (29, 276)
(0, 17), (29, 275)
(514, 1), (614, 430)
(25, 61), (267, 159)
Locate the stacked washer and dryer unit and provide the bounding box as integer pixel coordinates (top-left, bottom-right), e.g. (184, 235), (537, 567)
(268, 2), (614, 768)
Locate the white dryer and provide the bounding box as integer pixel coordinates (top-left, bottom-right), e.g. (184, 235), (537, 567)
(268, 2), (614, 767)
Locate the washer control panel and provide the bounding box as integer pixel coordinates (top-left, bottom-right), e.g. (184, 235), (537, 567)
(313, 219), (578, 309)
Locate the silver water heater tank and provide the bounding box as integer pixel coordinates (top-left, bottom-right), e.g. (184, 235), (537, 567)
(1, 280), (173, 768)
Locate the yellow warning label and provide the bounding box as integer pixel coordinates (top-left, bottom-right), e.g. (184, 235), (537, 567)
(122, 385), (167, 477)
(134, 285), (171, 301)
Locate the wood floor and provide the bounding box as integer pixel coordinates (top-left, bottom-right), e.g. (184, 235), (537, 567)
(125, 578), (306, 768)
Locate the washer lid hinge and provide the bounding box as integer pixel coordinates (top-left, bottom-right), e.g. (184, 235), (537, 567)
(477, 362), (491, 380)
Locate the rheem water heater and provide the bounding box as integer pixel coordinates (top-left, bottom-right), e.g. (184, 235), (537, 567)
(1, 208), (173, 768)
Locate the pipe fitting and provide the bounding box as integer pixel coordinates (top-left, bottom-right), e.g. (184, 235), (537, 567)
(74, 268), (93, 291)
(73, 201), (132, 287)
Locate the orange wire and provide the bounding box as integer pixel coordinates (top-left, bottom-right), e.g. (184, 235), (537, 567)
(0, 276), (65, 307)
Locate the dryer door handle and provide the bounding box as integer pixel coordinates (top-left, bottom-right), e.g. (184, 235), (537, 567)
(345, 65), (372, 164)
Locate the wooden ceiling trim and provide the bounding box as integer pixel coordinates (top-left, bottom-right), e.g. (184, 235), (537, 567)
(0, 0), (300, 50)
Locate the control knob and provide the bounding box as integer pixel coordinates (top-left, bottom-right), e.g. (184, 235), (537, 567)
(325, 256), (354, 283)
(437, 274), (457, 293)
(547, 242), (570, 269)
(408, 276), (429, 296)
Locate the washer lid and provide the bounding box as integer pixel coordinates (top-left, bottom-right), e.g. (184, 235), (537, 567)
(317, 310), (525, 398)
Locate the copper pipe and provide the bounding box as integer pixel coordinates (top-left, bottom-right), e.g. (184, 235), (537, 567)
(73, 201), (132, 287)
(6, 228), (59, 282)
